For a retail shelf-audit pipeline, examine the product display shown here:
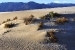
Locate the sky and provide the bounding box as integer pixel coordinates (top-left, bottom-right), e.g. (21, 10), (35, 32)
(0, 0), (75, 3)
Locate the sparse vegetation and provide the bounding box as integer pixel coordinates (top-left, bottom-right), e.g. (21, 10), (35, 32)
(24, 18), (30, 25)
(7, 19), (11, 22)
(2, 21), (7, 24)
(23, 15), (35, 25)
(47, 31), (58, 42)
(49, 11), (54, 18)
(13, 16), (18, 20)
(54, 12), (61, 17)
(40, 14), (50, 20)
(29, 14), (34, 18)
(40, 11), (60, 20)
(4, 23), (15, 28)
(2, 19), (11, 24)
(55, 17), (68, 24)
(38, 22), (43, 30)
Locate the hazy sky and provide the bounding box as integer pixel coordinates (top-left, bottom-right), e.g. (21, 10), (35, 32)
(0, 0), (75, 3)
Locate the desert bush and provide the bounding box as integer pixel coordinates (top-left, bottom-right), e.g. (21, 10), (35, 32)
(29, 14), (34, 19)
(55, 17), (68, 24)
(48, 31), (57, 42)
(13, 16), (18, 20)
(38, 22), (43, 30)
(54, 12), (61, 17)
(40, 11), (60, 20)
(23, 18), (33, 25)
(23, 15), (35, 25)
(2, 21), (6, 24)
(40, 14), (50, 20)
(2, 19), (11, 24)
(7, 19), (11, 22)
(40, 16), (46, 19)
(24, 18), (30, 25)
(49, 11), (54, 18)
(4, 23), (15, 28)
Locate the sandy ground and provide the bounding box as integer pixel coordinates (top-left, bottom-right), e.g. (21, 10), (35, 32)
(0, 6), (75, 50)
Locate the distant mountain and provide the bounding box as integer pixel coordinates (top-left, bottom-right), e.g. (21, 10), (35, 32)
(47, 2), (75, 8)
(0, 1), (75, 12)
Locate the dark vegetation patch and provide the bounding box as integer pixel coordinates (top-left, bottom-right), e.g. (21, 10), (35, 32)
(4, 23), (16, 28)
(55, 17), (68, 25)
(40, 11), (61, 20)
(23, 14), (35, 25)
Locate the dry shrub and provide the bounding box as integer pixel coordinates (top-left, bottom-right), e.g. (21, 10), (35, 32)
(24, 18), (31, 25)
(48, 31), (58, 42)
(2, 19), (11, 24)
(29, 14), (34, 19)
(13, 16), (18, 20)
(23, 15), (35, 25)
(55, 17), (68, 24)
(2, 21), (6, 24)
(7, 19), (11, 22)
(38, 22), (43, 30)
(4, 23), (15, 28)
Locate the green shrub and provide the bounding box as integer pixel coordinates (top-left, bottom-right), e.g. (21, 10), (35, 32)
(40, 11), (60, 20)
(4, 23), (15, 28)
(54, 12), (60, 17)
(40, 16), (46, 19)
(49, 11), (54, 18)
(40, 14), (50, 20)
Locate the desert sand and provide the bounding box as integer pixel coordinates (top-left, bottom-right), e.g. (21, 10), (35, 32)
(0, 6), (75, 50)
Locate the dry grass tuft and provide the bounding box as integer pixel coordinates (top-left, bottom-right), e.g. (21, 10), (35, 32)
(38, 22), (43, 30)
(47, 30), (58, 42)
(2, 19), (11, 24)
(4, 23), (15, 28)
(2, 21), (6, 24)
(7, 19), (11, 22)
(23, 15), (35, 25)
(55, 17), (68, 24)
(29, 14), (34, 18)
(13, 16), (18, 20)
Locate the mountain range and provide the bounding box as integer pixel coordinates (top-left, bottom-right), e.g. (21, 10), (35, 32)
(0, 1), (75, 12)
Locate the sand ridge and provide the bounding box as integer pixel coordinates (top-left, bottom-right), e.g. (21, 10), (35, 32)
(0, 6), (75, 50)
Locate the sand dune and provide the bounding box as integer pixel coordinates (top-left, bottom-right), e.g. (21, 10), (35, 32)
(0, 6), (75, 50)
